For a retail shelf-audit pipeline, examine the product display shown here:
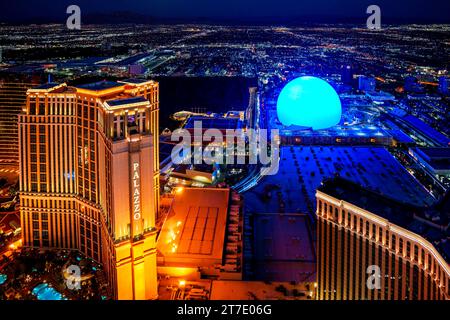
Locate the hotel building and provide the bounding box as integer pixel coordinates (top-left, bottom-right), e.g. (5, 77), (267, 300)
(0, 82), (32, 167)
(18, 79), (160, 299)
(316, 177), (450, 300)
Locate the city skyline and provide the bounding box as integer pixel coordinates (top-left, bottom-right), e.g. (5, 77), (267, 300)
(0, 2), (449, 305)
(1, 0), (450, 24)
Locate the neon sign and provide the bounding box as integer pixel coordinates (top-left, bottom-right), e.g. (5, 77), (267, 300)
(132, 162), (141, 220)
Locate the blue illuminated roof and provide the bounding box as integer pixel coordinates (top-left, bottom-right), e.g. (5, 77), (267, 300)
(417, 147), (450, 159)
(413, 147), (450, 170)
(184, 116), (241, 130)
(388, 130), (415, 144)
(276, 76), (342, 130)
(402, 115), (450, 147)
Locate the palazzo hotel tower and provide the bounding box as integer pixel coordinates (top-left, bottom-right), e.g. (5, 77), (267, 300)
(18, 79), (160, 299)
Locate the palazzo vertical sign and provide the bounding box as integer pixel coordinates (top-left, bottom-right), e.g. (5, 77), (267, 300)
(132, 162), (141, 221)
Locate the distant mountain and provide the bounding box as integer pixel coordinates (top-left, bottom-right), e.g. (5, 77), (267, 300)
(83, 11), (156, 24)
(2, 10), (449, 25)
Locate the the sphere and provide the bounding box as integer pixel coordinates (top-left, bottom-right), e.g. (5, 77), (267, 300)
(276, 76), (342, 130)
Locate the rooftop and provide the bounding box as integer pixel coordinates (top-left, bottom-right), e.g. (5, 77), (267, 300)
(366, 90), (396, 100)
(318, 177), (420, 228)
(318, 176), (449, 262)
(243, 146), (435, 216)
(388, 129), (415, 144)
(106, 96), (148, 107)
(32, 82), (60, 90)
(402, 114), (450, 147)
(184, 116), (242, 131)
(75, 81), (123, 91)
(412, 147), (450, 171)
(416, 147), (450, 160)
(120, 78), (152, 84)
(157, 188), (230, 267)
(28, 83), (72, 94)
(252, 213), (316, 282)
(278, 124), (389, 138)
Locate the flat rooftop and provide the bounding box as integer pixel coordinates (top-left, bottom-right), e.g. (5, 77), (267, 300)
(268, 108), (388, 138)
(157, 188), (230, 267)
(243, 146), (435, 216)
(211, 280), (315, 300)
(106, 96), (148, 107)
(252, 213), (316, 282)
(28, 83), (73, 94)
(416, 147), (450, 160)
(184, 116), (241, 131)
(76, 81), (123, 91)
(120, 78), (152, 84)
(412, 147), (450, 171)
(402, 114), (450, 146)
(388, 129), (415, 144)
(32, 82), (60, 90)
(279, 125), (389, 138)
(319, 177), (418, 228)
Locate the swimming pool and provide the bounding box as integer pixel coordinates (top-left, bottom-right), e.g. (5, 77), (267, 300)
(32, 283), (67, 300)
(0, 274), (6, 285)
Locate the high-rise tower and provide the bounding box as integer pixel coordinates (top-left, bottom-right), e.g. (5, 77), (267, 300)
(19, 79), (160, 299)
(0, 82), (32, 167)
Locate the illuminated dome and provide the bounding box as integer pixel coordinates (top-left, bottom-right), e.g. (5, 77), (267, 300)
(276, 76), (342, 130)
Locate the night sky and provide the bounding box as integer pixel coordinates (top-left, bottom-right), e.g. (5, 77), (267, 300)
(0, 0), (449, 23)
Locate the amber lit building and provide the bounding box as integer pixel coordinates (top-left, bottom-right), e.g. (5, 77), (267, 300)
(316, 177), (450, 300)
(18, 79), (160, 299)
(0, 82), (32, 167)
(157, 187), (243, 281)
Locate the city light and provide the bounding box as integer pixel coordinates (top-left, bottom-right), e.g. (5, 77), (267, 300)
(0, 4), (448, 304)
(175, 187), (184, 194)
